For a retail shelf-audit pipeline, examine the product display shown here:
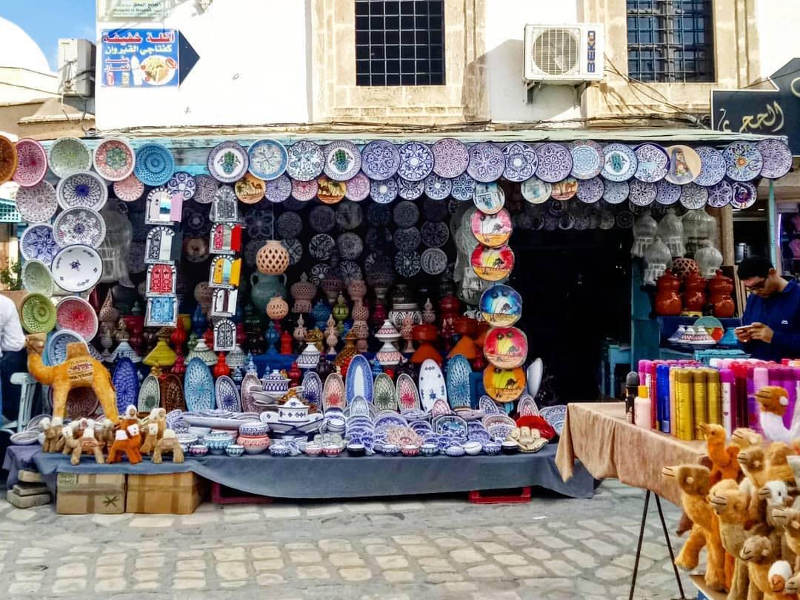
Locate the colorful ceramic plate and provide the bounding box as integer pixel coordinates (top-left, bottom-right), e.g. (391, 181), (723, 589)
(601, 143), (637, 182)
(208, 141), (249, 183)
(113, 174), (145, 202)
(215, 375), (242, 412)
(16, 180), (57, 223)
(53, 207), (106, 248)
(634, 143), (669, 183)
(432, 138), (469, 178)
(484, 327), (528, 369)
(288, 177), (316, 202)
(344, 172), (370, 201)
(13, 138), (47, 187)
(373, 373), (397, 412)
(535, 143), (572, 183)
(707, 180), (733, 208)
(419, 359), (447, 412)
(55, 296), (98, 340)
(483, 365), (525, 403)
(501, 142), (537, 182)
(471, 208), (512, 247)
(167, 171), (197, 200)
(757, 139), (792, 179)
(679, 182), (708, 209)
(424, 173), (452, 200)
(466, 143), (505, 183)
(471, 244), (514, 281)
(21, 224), (58, 265)
(138, 374), (161, 412)
(576, 176), (603, 204)
(446, 355), (472, 410)
(316, 175), (345, 204)
(234, 172), (265, 204)
(57, 171), (108, 211)
(184, 357), (215, 412)
(694, 146), (726, 187)
(287, 140), (325, 181)
(420, 247), (448, 275)
(50, 245), (103, 292)
(323, 372), (346, 410)
(473, 182), (505, 214)
(394, 251), (421, 277)
(46, 329), (82, 366)
(629, 179), (657, 206)
(730, 181), (758, 209)
(569, 141), (603, 180)
(655, 180), (681, 205)
(420, 221), (449, 247)
(248, 139), (288, 181)
(193, 175), (219, 204)
(393, 177), (421, 201)
(93, 138), (135, 182)
(324, 140), (361, 181)
(396, 373), (421, 412)
(346, 355), (373, 404)
(160, 374), (185, 414)
(20, 293), (56, 333)
(49, 137), (91, 178)
(551, 178), (578, 201)
(451, 173), (476, 202)
(665, 145), (701, 185)
(135, 143), (174, 186)
(265, 173), (292, 203)
(301, 371), (323, 409)
(398, 142), (434, 182)
(361, 140), (400, 180)
(370, 177), (398, 204)
(21, 259), (53, 295)
(480, 283), (522, 327)
(602, 180), (629, 204)
(521, 177), (552, 204)
(113, 358), (139, 414)
(723, 141), (763, 182)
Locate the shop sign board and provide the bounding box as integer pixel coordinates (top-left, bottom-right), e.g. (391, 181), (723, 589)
(711, 58), (800, 156)
(99, 0), (169, 20)
(101, 28), (180, 87)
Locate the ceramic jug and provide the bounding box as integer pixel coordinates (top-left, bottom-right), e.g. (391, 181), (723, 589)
(654, 271), (682, 316)
(709, 270), (735, 318)
(250, 272), (287, 313)
(683, 271), (707, 312)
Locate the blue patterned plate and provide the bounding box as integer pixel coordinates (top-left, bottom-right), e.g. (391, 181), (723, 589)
(576, 176), (603, 204)
(419, 358), (447, 412)
(424, 173), (452, 200)
(397, 177), (425, 200)
(361, 140), (400, 180)
(134, 143), (174, 186)
(185, 357), (215, 412)
(446, 355), (472, 410)
(112, 357), (139, 414)
(451, 173), (476, 202)
(370, 177), (398, 204)
(694, 146), (726, 187)
(629, 179), (657, 206)
(655, 180), (681, 205)
(724, 141), (763, 182)
(324, 141), (361, 181)
(248, 139), (288, 181)
(434, 414), (468, 438)
(602, 180), (629, 204)
(535, 143), (573, 183)
(51, 245), (102, 292)
(569, 141), (603, 180)
(730, 180), (757, 209)
(707, 180), (732, 208)
(502, 142), (537, 182)
(138, 374), (161, 412)
(45, 329), (82, 366)
(286, 140), (324, 181)
(346, 354), (373, 404)
(480, 283), (522, 327)
(397, 142), (434, 182)
(601, 143), (637, 182)
(215, 375), (241, 412)
(757, 139), (793, 179)
(302, 371), (323, 408)
(20, 224), (59, 265)
(633, 144), (669, 183)
(467, 143), (504, 183)
(679, 183), (708, 209)
(521, 177), (552, 204)
(56, 171), (108, 211)
(167, 171), (196, 200)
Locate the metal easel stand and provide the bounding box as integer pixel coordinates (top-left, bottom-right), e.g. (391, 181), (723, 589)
(629, 490), (687, 600)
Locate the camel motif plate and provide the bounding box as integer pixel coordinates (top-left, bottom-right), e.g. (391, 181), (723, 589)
(184, 357), (215, 412)
(480, 284), (522, 327)
(215, 375), (241, 412)
(551, 178), (578, 201)
(446, 355), (472, 409)
(396, 373), (421, 412)
(694, 146), (726, 187)
(471, 244), (514, 281)
(138, 374), (161, 412)
(324, 141), (361, 181)
(248, 139), (288, 181)
(471, 209), (511, 247)
(51, 245), (102, 292)
(569, 141), (603, 180)
(483, 365), (525, 403)
(419, 359), (447, 412)
(112, 358), (139, 414)
(484, 326), (528, 369)
(93, 138), (135, 182)
(432, 138), (469, 178)
(361, 140), (400, 180)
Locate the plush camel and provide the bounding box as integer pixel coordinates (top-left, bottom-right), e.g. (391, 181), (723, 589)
(95, 418), (116, 452)
(152, 430), (184, 464)
(774, 508), (800, 572)
(760, 481), (796, 566)
(741, 536), (782, 600)
(107, 424), (142, 464)
(732, 428), (764, 450)
(76, 426), (105, 465)
(140, 423), (159, 455)
(119, 405), (139, 431)
(757, 386), (799, 443)
(39, 416), (65, 453)
(662, 464), (727, 591)
(740, 446), (770, 524)
(148, 408), (167, 439)
(785, 571), (800, 595)
(766, 443), (796, 484)
(25, 335), (119, 422)
(700, 423), (741, 484)
(767, 561), (794, 599)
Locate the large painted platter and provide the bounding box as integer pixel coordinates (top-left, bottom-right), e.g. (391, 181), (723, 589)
(215, 375), (242, 412)
(208, 141), (249, 183)
(479, 284), (522, 327)
(467, 143), (505, 183)
(432, 138), (469, 178)
(446, 354), (472, 409)
(694, 146), (726, 187)
(240, 372), (262, 413)
(502, 142), (537, 182)
(361, 140), (401, 180)
(286, 140), (324, 181)
(723, 141), (763, 182)
(248, 139), (288, 181)
(53, 207), (106, 248)
(484, 326), (528, 369)
(93, 138), (135, 182)
(664, 145), (701, 185)
(569, 141), (603, 180)
(16, 180), (57, 223)
(345, 355), (374, 404)
(112, 357), (139, 415)
(324, 140), (361, 181)
(419, 358), (447, 412)
(373, 373), (397, 412)
(756, 139), (792, 180)
(57, 171), (108, 211)
(184, 357), (215, 412)
(633, 143), (669, 183)
(396, 373), (421, 413)
(51, 245), (102, 292)
(397, 142), (434, 181)
(301, 371), (323, 409)
(535, 143), (572, 183)
(323, 372), (345, 411)
(483, 365), (525, 403)
(137, 374), (161, 412)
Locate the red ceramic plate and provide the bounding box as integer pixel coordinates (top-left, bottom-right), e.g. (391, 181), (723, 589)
(56, 296), (99, 341)
(483, 326), (528, 369)
(471, 244), (514, 281)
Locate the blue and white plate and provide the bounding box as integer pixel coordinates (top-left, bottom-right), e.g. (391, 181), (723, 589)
(576, 176), (603, 204)
(215, 375), (241, 412)
(419, 358), (447, 413)
(56, 171), (108, 211)
(602, 180), (629, 204)
(302, 371), (323, 408)
(286, 140), (324, 181)
(432, 138), (469, 179)
(601, 143), (637, 182)
(707, 180), (732, 208)
(569, 141), (603, 180)
(361, 140), (400, 180)
(451, 173), (476, 202)
(730, 180), (757, 209)
(112, 357), (139, 414)
(185, 357), (215, 412)
(208, 141), (249, 183)
(397, 177), (425, 200)
(467, 143), (505, 183)
(51, 245), (102, 292)
(757, 139), (793, 180)
(679, 182), (708, 209)
(345, 354), (373, 404)
(724, 141), (763, 182)
(628, 179), (657, 206)
(20, 224), (59, 265)
(502, 142), (537, 182)
(248, 139), (288, 181)
(655, 180), (681, 205)
(134, 143), (174, 187)
(397, 142), (434, 182)
(694, 146), (726, 187)
(633, 144), (669, 183)
(535, 143), (573, 183)
(45, 329), (82, 366)
(138, 374), (161, 412)
(446, 355), (472, 410)
(324, 141), (362, 181)
(424, 173), (452, 200)
(370, 177), (398, 204)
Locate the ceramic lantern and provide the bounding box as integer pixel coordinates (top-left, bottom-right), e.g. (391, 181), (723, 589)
(695, 241), (723, 279)
(256, 240), (290, 275)
(631, 212), (658, 258)
(266, 295), (289, 321)
(290, 272), (317, 313)
(657, 209), (685, 258)
(643, 236), (671, 285)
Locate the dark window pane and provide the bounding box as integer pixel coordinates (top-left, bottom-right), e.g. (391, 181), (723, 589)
(371, 2), (384, 15)
(401, 45), (415, 58)
(371, 46), (385, 59)
(386, 31), (399, 44)
(387, 73), (401, 85)
(386, 45), (399, 58)
(356, 45), (370, 60)
(385, 1), (399, 15)
(387, 59), (400, 73)
(401, 73), (416, 85)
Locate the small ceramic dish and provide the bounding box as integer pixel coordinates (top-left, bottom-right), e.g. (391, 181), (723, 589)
(347, 443), (365, 457)
(445, 445), (466, 457)
(501, 440), (520, 455)
(401, 444), (419, 457)
(239, 421), (270, 437)
(270, 444), (291, 457)
(483, 441), (502, 455)
(189, 444), (209, 457)
(225, 444), (245, 457)
(381, 443), (400, 456)
(323, 444), (342, 457)
(305, 442), (323, 456)
(420, 443), (438, 456)
(463, 441), (482, 456)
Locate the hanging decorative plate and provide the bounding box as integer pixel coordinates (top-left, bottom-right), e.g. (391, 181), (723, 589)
(343, 172), (369, 202)
(730, 181), (758, 209)
(56, 296), (98, 341)
(138, 374), (161, 412)
(602, 180), (629, 205)
(344, 355), (372, 403)
(93, 138), (135, 182)
(393, 200), (419, 228)
(396, 373), (421, 412)
(16, 180), (57, 223)
(281, 238), (303, 265)
(370, 177), (398, 204)
(757, 139), (792, 179)
(483, 365), (525, 403)
(302, 371), (323, 410)
(21, 259), (53, 295)
(424, 173), (452, 200)
(694, 146), (726, 187)
(535, 143), (573, 183)
(53, 207), (106, 248)
(215, 376), (242, 412)
(467, 142), (504, 183)
(336, 201), (363, 230)
(316, 175), (346, 204)
(264, 173), (292, 203)
(361, 140), (400, 180)
(289, 177), (316, 202)
(367, 203), (391, 226)
(324, 140), (361, 181)
(394, 178), (422, 202)
(112, 358), (139, 415)
(679, 182), (708, 209)
(323, 372), (346, 410)
(569, 141), (603, 180)
(419, 359), (447, 412)
(633, 143), (669, 183)
(430, 138), (468, 178)
(655, 180), (681, 205)
(398, 142), (434, 182)
(521, 176), (552, 204)
(484, 327), (528, 369)
(57, 171), (108, 211)
(48, 137), (91, 178)
(421, 221), (450, 248)
(473, 182), (505, 214)
(276, 211), (303, 238)
(184, 357), (215, 412)
(394, 251), (421, 277)
(576, 176), (603, 204)
(471, 244), (514, 281)
(420, 247), (448, 275)
(309, 233), (335, 259)
(51, 245), (103, 292)
(337, 232), (363, 260)
(20, 293), (56, 333)
(287, 140), (325, 181)
(480, 284), (522, 327)
(337, 260), (362, 281)
(723, 141), (763, 182)
(628, 179), (657, 206)
(247, 139), (288, 181)
(450, 173), (476, 202)
(310, 205), (335, 232)
(0, 135), (15, 184)
(707, 180), (733, 208)
(208, 141), (249, 183)
(551, 178), (578, 201)
(160, 374), (186, 414)
(601, 143), (637, 182)
(166, 171), (196, 201)
(501, 142), (537, 182)
(13, 138), (47, 187)
(44, 329), (81, 365)
(239, 373), (262, 413)
(446, 355), (472, 410)
(193, 175), (219, 204)
(664, 145), (702, 185)
(373, 373), (397, 411)
(112, 174), (145, 202)
(134, 143), (174, 186)
(471, 209), (511, 247)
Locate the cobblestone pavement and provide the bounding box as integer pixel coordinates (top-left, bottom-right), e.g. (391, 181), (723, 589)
(0, 479), (698, 599)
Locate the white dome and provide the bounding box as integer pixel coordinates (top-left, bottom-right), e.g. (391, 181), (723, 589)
(0, 17), (52, 74)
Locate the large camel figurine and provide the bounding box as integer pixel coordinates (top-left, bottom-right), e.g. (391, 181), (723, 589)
(26, 334), (119, 422)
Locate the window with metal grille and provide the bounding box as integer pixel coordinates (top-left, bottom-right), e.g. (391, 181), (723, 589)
(355, 0), (445, 86)
(626, 0), (715, 83)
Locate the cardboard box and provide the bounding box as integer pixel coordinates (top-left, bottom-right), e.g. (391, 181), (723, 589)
(126, 473), (206, 515)
(56, 473), (126, 514)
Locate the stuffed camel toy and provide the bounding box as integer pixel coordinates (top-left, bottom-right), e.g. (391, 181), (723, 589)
(152, 430), (184, 464)
(108, 424), (142, 464)
(39, 416), (65, 453)
(700, 422), (741, 484)
(740, 535), (787, 600)
(756, 386), (800, 444)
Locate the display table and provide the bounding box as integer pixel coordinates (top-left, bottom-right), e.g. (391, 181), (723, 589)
(5, 444), (595, 500)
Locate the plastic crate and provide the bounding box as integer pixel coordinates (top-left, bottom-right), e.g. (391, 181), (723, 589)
(0, 200), (21, 223)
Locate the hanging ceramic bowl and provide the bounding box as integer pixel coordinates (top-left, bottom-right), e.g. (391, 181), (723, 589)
(21, 259), (53, 295)
(420, 221), (449, 248)
(370, 178), (398, 204)
(471, 244), (514, 281)
(45, 329), (83, 366)
(398, 142), (434, 182)
(286, 140), (325, 181)
(51, 245), (103, 293)
(601, 180), (628, 205)
(316, 175), (346, 204)
(394, 251), (421, 278)
(633, 143), (669, 183)
(473, 182), (505, 214)
(679, 182), (708, 209)
(451, 173), (476, 202)
(664, 145), (701, 185)
(248, 139), (288, 181)
(730, 181), (758, 209)
(0, 135), (17, 184)
(208, 141), (249, 183)
(135, 143), (174, 186)
(13, 138), (47, 187)
(20, 293), (56, 333)
(471, 208), (512, 247)
(432, 138), (469, 178)
(16, 180), (57, 223)
(167, 171), (196, 200)
(361, 140), (400, 180)
(57, 171), (108, 211)
(480, 284), (522, 327)
(93, 138), (135, 182)
(707, 180), (733, 208)
(56, 296), (98, 341)
(112, 174), (145, 202)
(344, 172), (370, 202)
(467, 142), (505, 183)
(235, 172), (266, 204)
(483, 365), (525, 403)
(757, 139), (793, 180)
(694, 146), (726, 187)
(521, 176), (552, 204)
(723, 141), (763, 182)
(53, 207), (106, 248)
(484, 327), (528, 369)
(601, 143), (637, 182)
(324, 140), (361, 181)
(20, 224), (59, 265)
(420, 247), (448, 275)
(569, 141), (603, 180)
(276, 211), (304, 238)
(48, 137), (91, 178)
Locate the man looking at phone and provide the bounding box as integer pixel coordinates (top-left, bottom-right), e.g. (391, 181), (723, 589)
(735, 256), (800, 360)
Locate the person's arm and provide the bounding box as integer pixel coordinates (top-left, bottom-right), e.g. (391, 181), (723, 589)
(0, 303), (25, 353)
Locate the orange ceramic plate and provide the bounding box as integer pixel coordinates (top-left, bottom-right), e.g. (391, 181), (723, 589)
(235, 172), (266, 204)
(483, 366), (526, 403)
(470, 208), (512, 247)
(471, 244), (514, 281)
(551, 177), (578, 201)
(317, 175), (346, 205)
(483, 326), (528, 369)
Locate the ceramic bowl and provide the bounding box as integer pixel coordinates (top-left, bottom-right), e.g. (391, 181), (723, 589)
(401, 444), (419, 457)
(323, 444), (342, 457)
(189, 426), (212, 437)
(463, 441), (482, 456)
(237, 434), (270, 454)
(270, 444), (291, 457)
(188, 444), (208, 457)
(239, 420), (270, 437)
(204, 432), (234, 454)
(225, 444), (245, 457)
(381, 443), (400, 456)
(347, 443), (365, 457)
(176, 433), (198, 451)
(501, 440), (520, 455)
(420, 443), (438, 457)
(483, 441), (502, 455)
(445, 445), (466, 457)
(304, 442), (323, 456)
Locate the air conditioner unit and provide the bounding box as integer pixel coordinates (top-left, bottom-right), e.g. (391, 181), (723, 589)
(523, 24), (604, 85)
(58, 38), (96, 97)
